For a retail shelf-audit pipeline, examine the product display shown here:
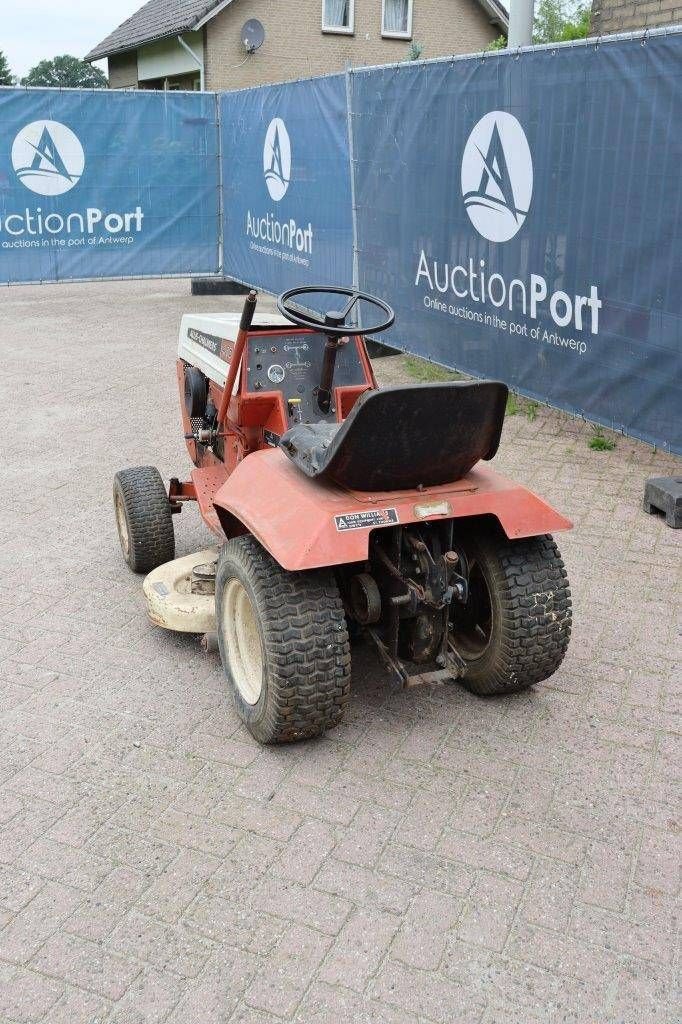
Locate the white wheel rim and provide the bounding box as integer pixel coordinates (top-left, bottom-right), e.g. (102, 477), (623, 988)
(222, 578), (263, 705)
(115, 491), (130, 559)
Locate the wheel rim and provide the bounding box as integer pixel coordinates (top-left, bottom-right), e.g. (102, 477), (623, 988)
(222, 578), (264, 705)
(114, 490), (130, 560)
(450, 559), (493, 661)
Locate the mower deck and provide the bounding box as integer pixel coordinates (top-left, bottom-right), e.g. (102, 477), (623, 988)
(143, 549), (218, 633)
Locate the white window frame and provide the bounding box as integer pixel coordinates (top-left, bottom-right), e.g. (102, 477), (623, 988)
(381, 0), (413, 39)
(321, 0), (355, 35)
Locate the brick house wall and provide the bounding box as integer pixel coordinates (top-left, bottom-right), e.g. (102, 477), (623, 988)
(205, 0), (497, 90)
(590, 0), (680, 34)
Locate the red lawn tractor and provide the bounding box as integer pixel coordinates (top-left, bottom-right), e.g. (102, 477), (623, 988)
(114, 287), (572, 743)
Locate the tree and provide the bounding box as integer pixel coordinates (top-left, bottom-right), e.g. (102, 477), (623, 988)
(559, 5), (591, 40)
(487, 1), (591, 50)
(0, 50), (13, 86)
(533, 0), (591, 44)
(21, 55), (108, 89)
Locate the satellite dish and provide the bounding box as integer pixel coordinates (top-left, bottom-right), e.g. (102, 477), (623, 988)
(242, 19), (265, 53)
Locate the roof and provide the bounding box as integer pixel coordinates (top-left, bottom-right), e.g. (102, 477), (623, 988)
(85, 0), (234, 61)
(86, 0), (507, 63)
(481, 0), (508, 31)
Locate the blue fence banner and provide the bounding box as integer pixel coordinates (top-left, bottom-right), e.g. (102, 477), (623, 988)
(0, 88), (220, 282)
(1, 30), (681, 453)
(349, 34), (682, 453)
(220, 74), (353, 294)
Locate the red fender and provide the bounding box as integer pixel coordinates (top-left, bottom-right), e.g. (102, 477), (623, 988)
(211, 448), (572, 572)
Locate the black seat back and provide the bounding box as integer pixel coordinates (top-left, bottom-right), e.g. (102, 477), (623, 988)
(280, 381), (509, 491)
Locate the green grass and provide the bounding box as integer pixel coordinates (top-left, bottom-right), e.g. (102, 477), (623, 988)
(589, 427), (616, 452)
(402, 355), (463, 383)
(506, 392), (541, 421)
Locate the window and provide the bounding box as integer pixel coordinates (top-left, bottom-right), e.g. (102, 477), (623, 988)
(322, 0), (354, 34)
(382, 0), (413, 38)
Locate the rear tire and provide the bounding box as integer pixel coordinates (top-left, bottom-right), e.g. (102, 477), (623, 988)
(451, 525), (571, 696)
(215, 536), (351, 743)
(113, 466), (175, 574)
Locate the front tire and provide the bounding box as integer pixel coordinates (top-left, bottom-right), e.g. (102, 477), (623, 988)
(450, 525), (572, 696)
(215, 536), (351, 743)
(113, 466), (175, 574)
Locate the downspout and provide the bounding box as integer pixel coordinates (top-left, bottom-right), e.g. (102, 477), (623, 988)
(177, 33), (205, 90)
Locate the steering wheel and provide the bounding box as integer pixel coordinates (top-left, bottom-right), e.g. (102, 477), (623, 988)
(277, 285), (395, 338)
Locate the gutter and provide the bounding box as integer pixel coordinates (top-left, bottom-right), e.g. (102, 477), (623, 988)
(177, 34), (205, 90)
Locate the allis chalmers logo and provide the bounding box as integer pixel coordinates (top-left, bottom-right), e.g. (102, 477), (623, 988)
(12, 120), (85, 197)
(461, 112), (532, 243)
(263, 117), (291, 202)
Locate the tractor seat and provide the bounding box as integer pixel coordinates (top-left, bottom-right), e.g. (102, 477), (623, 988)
(279, 381), (509, 491)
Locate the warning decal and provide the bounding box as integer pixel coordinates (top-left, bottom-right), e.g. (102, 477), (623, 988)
(334, 508), (399, 531)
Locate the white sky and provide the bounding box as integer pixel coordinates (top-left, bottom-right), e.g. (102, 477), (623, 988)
(4, 1), (143, 78)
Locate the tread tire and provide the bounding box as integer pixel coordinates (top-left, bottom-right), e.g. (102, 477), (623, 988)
(453, 525), (572, 696)
(113, 466), (175, 574)
(215, 536), (351, 744)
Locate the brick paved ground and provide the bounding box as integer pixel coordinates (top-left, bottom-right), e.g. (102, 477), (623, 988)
(0, 279), (680, 1024)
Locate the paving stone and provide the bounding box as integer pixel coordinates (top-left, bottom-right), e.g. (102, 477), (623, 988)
(165, 946), (258, 1024)
(108, 968), (185, 1024)
(42, 988), (111, 1024)
(272, 818), (337, 884)
(391, 889), (463, 970)
(250, 875), (352, 935)
(318, 905), (400, 990)
(314, 858), (415, 914)
(0, 962), (63, 1023)
(244, 924), (330, 1017)
(378, 841), (476, 897)
(436, 829), (533, 880)
(16, 838), (113, 891)
(579, 840), (631, 911)
(333, 803), (400, 868)
(369, 960), (484, 1023)
(456, 872), (525, 952)
(135, 848), (220, 922)
(107, 911), (214, 979)
(294, 981), (419, 1024)
(185, 892), (283, 953)
(635, 827), (681, 896)
(31, 931), (142, 1000)
(0, 881), (84, 963)
(0, 864), (44, 913)
(521, 858), (580, 930)
(398, 787), (462, 852)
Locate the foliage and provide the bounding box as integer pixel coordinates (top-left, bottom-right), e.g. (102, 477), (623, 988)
(533, 0), (591, 44)
(0, 50), (13, 86)
(21, 55), (108, 89)
(405, 42), (424, 61)
(484, 2), (590, 51)
(588, 427), (616, 451)
(559, 5), (591, 40)
(506, 392), (540, 419)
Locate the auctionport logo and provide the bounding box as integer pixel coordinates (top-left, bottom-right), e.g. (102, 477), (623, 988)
(12, 120), (85, 197)
(461, 112), (532, 243)
(246, 114), (312, 264)
(263, 118), (291, 202)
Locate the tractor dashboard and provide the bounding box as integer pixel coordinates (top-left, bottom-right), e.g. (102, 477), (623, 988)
(245, 330), (366, 423)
